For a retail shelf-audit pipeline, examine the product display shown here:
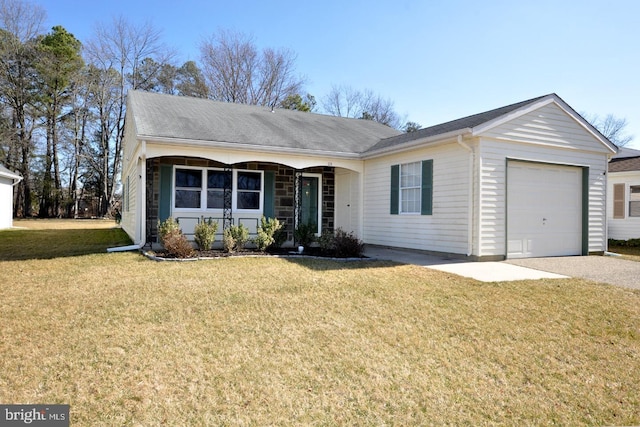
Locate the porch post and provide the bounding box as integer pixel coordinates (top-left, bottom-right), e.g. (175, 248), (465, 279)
(223, 165), (233, 230)
(145, 158), (154, 248)
(294, 170), (302, 235)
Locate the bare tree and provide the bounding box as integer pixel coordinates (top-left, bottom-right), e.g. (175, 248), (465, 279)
(0, 0), (46, 217)
(83, 16), (174, 216)
(587, 113), (633, 147)
(199, 29), (304, 106)
(321, 84), (401, 129)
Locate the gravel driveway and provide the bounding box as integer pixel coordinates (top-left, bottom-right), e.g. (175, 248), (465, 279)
(506, 256), (640, 290)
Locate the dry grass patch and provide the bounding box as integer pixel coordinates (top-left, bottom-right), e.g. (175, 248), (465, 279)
(1, 240), (639, 425)
(609, 244), (640, 262)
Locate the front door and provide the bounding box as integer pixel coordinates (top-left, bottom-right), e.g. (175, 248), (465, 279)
(301, 175), (321, 234)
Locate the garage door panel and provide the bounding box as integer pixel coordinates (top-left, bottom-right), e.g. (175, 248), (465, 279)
(507, 162), (582, 259)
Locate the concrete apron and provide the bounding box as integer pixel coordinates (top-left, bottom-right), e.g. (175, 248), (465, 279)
(363, 246), (568, 282)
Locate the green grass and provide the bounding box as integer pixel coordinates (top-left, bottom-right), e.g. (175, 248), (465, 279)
(0, 219), (131, 260)
(1, 221), (639, 425)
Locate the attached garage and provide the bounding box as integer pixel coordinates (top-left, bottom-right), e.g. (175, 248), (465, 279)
(506, 161), (585, 259)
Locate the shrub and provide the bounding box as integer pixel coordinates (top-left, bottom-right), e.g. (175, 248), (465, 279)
(333, 228), (365, 258)
(272, 227), (288, 250)
(609, 238), (640, 247)
(254, 216), (283, 252)
(294, 221), (317, 247)
(158, 217), (180, 244)
(162, 229), (195, 258)
(223, 223), (249, 253)
(194, 217), (218, 250)
(318, 229), (336, 255)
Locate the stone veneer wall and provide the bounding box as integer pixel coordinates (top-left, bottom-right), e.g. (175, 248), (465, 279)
(146, 157), (335, 245)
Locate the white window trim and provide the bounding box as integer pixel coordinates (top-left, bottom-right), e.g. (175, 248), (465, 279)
(302, 173), (323, 235)
(399, 161), (421, 214)
(172, 166), (264, 214)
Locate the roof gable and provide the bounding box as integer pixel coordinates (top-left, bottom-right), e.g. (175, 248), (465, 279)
(365, 94), (617, 156)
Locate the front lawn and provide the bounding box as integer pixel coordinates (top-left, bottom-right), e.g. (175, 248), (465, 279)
(1, 221), (639, 425)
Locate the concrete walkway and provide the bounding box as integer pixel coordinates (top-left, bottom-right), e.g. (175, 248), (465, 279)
(363, 246), (568, 282)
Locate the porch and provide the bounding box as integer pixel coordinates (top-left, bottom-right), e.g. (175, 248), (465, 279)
(144, 156), (354, 247)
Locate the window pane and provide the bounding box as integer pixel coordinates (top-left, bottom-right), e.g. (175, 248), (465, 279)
(207, 189), (224, 209)
(237, 172), (261, 190)
(237, 191), (259, 209)
(175, 189), (201, 208)
(401, 162), (421, 187)
(401, 188), (420, 213)
(208, 171), (231, 189)
(630, 201), (640, 217)
(175, 169), (202, 188)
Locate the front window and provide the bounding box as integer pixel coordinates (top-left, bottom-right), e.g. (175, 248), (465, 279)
(175, 168), (202, 208)
(207, 170), (230, 209)
(173, 167), (262, 212)
(400, 161), (421, 213)
(236, 171), (261, 210)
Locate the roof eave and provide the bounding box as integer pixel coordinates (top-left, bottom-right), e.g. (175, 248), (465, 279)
(361, 128), (473, 159)
(139, 135), (363, 160)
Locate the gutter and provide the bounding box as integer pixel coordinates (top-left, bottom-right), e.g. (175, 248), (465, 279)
(457, 135), (474, 257)
(363, 128), (473, 159)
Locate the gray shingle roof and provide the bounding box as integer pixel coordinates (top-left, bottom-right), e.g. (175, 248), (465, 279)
(128, 91), (402, 155)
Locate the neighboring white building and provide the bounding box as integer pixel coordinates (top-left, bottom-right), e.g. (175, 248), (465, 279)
(607, 147), (640, 240)
(121, 91), (616, 260)
(0, 164), (22, 229)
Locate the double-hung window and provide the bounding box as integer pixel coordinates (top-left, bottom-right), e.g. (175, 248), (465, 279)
(390, 160), (433, 215)
(207, 170), (230, 209)
(175, 168), (202, 209)
(400, 161), (422, 213)
(236, 171), (261, 210)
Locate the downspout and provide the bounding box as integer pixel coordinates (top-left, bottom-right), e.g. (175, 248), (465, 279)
(107, 141), (147, 253)
(457, 135), (473, 257)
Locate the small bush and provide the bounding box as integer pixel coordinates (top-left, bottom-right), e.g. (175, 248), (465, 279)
(158, 217), (180, 244)
(162, 229), (195, 258)
(223, 223), (250, 253)
(333, 228), (365, 258)
(609, 238), (640, 247)
(254, 216), (283, 252)
(294, 221), (317, 247)
(194, 217), (218, 250)
(318, 229), (336, 255)
(272, 227), (288, 250)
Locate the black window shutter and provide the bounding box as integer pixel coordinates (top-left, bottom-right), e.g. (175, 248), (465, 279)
(421, 160), (433, 215)
(390, 164), (399, 215)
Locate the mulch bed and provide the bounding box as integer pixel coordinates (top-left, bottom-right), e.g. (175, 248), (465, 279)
(144, 247), (370, 262)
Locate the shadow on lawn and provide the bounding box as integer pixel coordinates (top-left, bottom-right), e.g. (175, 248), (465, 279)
(0, 227), (132, 261)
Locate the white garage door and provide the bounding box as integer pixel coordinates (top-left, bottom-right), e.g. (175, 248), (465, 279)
(507, 161), (582, 259)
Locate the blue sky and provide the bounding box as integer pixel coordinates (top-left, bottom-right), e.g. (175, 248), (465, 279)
(35, 0), (640, 148)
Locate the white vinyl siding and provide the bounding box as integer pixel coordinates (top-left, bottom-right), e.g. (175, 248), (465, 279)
(475, 140), (607, 257)
(480, 103), (606, 152)
(363, 143), (471, 255)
